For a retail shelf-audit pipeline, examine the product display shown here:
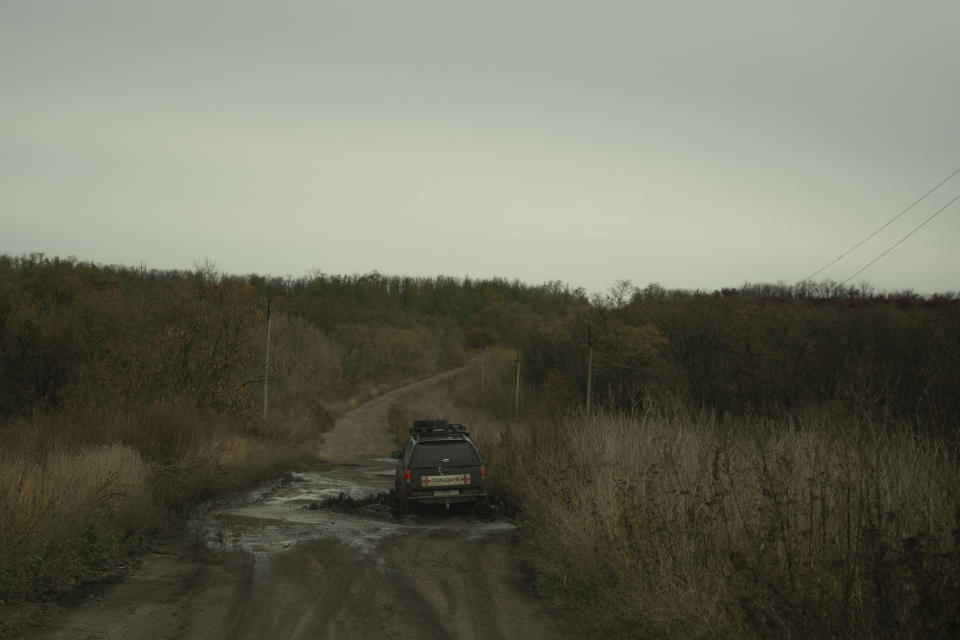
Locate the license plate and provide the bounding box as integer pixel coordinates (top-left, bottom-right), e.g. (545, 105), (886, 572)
(421, 474), (471, 488)
(432, 489), (459, 497)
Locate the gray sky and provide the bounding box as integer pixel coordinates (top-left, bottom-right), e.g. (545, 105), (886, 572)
(2, 1), (958, 294)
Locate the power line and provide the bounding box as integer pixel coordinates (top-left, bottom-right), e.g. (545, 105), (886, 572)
(839, 192), (960, 286)
(803, 168), (960, 282)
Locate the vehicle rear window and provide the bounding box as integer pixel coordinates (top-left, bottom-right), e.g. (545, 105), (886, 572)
(410, 442), (480, 467)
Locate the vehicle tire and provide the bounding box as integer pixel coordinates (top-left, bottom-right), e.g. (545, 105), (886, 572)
(474, 500), (495, 521)
(395, 477), (406, 517)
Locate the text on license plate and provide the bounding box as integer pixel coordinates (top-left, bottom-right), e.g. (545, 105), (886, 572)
(421, 474), (470, 488)
(433, 489), (460, 497)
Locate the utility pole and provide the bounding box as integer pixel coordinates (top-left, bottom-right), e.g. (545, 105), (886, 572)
(263, 298), (272, 419)
(480, 344), (487, 387)
(586, 324), (593, 416)
(514, 351), (521, 417)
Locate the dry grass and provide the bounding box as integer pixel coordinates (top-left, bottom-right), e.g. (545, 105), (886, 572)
(391, 366), (960, 639)
(0, 442), (148, 601)
(1, 443), (147, 542)
(0, 401), (320, 604)
(494, 413), (959, 639)
(0, 348), (446, 605)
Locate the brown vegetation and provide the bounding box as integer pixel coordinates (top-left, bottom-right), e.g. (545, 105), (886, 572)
(0, 255), (467, 604)
(4, 254), (959, 638)
(393, 356), (960, 639)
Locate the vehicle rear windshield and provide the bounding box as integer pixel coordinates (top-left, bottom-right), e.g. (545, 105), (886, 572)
(410, 442), (480, 467)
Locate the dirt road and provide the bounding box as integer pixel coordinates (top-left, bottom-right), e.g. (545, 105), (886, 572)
(20, 373), (569, 640)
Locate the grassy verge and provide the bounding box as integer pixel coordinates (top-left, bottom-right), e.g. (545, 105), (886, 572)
(0, 367), (463, 608)
(389, 359), (960, 639)
(0, 402), (316, 605)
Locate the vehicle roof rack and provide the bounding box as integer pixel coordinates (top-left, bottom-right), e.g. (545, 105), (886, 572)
(409, 419), (470, 437)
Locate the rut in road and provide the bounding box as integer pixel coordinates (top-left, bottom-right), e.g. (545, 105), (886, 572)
(26, 370), (571, 640)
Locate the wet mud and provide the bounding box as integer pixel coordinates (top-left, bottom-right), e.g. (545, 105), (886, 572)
(198, 458), (511, 556)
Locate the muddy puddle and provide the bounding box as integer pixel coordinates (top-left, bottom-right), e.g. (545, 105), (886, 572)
(196, 458), (515, 556)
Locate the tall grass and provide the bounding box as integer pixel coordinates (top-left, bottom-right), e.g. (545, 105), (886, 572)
(0, 442), (148, 601)
(394, 367), (960, 639)
(0, 400), (321, 604)
(494, 413), (959, 639)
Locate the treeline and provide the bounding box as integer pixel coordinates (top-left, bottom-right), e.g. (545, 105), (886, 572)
(0, 255), (479, 422)
(247, 270), (587, 347)
(1, 256), (260, 419)
(3, 254), (957, 431)
(520, 281), (960, 432)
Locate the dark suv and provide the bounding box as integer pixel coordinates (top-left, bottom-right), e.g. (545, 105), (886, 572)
(391, 419), (487, 514)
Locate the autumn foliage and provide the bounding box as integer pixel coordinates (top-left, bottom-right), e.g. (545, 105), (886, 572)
(2, 253), (959, 637)
(0, 255), (471, 603)
(516, 281), (960, 433)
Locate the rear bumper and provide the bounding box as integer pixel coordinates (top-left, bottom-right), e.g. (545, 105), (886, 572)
(406, 489), (486, 504)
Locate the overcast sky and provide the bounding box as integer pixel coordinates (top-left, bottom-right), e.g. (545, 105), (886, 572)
(2, 1), (958, 294)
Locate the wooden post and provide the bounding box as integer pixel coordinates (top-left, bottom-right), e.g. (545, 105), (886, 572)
(586, 324), (593, 416)
(263, 299), (272, 418)
(514, 351), (521, 417)
(481, 344), (487, 387)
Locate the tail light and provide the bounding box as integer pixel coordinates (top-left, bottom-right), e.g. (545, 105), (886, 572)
(480, 465), (486, 485)
(404, 469), (411, 483)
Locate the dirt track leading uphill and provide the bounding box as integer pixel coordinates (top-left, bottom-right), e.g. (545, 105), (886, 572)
(20, 372), (569, 640)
